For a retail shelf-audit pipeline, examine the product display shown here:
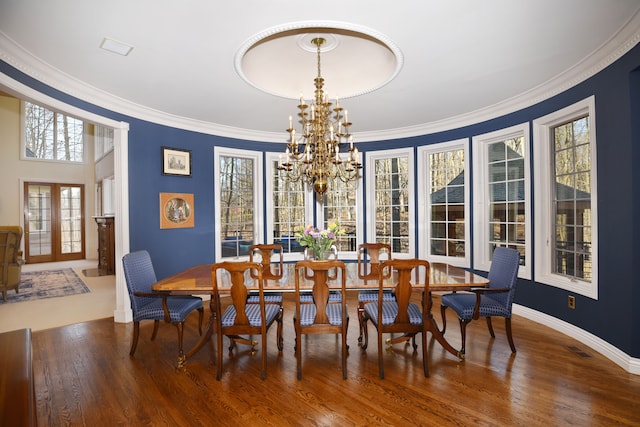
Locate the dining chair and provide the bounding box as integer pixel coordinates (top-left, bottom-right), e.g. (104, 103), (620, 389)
(361, 258), (431, 379)
(122, 250), (204, 359)
(247, 243), (284, 308)
(298, 245), (342, 304)
(293, 260), (349, 380)
(440, 246), (520, 354)
(211, 261), (283, 380)
(356, 242), (393, 344)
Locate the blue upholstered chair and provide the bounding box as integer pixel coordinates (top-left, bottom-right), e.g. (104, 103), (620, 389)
(293, 260), (349, 380)
(122, 250), (204, 359)
(361, 258), (431, 379)
(356, 242), (393, 344)
(440, 246), (520, 354)
(211, 261), (283, 380)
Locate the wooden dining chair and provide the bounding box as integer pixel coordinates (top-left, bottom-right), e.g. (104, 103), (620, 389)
(361, 258), (431, 378)
(247, 243), (284, 309)
(293, 260), (349, 380)
(211, 261), (283, 380)
(356, 242), (393, 343)
(440, 246), (520, 355)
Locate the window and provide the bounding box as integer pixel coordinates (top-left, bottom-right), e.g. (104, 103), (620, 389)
(266, 153), (361, 260)
(214, 148), (263, 259)
(94, 125), (114, 161)
(473, 123), (530, 276)
(266, 154), (312, 255)
(22, 101), (85, 162)
(320, 177), (360, 256)
(367, 149), (414, 257)
(533, 97), (598, 298)
(418, 139), (470, 266)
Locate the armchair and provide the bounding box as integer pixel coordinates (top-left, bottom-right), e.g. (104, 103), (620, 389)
(0, 226), (25, 301)
(122, 251), (204, 361)
(440, 247), (520, 354)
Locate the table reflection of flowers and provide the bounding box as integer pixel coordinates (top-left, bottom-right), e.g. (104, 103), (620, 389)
(295, 222), (345, 260)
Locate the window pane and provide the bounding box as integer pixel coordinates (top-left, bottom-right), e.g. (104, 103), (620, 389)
(552, 116), (592, 281)
(323, 178), (358, 252)
(24, 101), (84, 162)
(374, 157), (409, 254)
(427, 148), (465, 258)
(271, 160), (306, 253)
(219, 156), (254, 257)
(487, 137), (527, 260)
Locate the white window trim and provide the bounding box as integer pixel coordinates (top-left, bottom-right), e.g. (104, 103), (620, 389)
(213, 146), (263, 261)
(417, 138), (470, 268)
(472, 123), (531, 278)
(532, 96), (598, 299)
(366, 147), (415, 258)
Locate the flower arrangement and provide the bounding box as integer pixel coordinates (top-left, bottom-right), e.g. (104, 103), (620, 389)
(295, 222), (346, 260)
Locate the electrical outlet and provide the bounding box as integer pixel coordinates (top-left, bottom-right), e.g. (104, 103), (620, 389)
(568, 295), (576, 309)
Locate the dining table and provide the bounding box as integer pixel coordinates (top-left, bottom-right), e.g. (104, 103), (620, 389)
(151, 261), (489, 368)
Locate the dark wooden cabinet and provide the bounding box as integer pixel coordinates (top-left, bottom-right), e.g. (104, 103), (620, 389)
(95, 216), (115, 275)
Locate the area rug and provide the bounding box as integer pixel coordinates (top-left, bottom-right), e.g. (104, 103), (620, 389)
(1, 268), (90, 304)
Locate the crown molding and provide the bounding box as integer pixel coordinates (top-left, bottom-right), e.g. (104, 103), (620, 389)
(2, 12), (640, 144)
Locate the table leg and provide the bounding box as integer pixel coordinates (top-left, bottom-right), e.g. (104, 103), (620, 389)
(178, 301), (216, 369)
(425, 291), (464, 360)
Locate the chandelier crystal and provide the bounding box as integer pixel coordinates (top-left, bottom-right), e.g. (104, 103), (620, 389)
(277, 37), (362, 195)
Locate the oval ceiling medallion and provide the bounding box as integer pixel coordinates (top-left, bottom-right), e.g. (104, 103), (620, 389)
(235, 22), (403, 100)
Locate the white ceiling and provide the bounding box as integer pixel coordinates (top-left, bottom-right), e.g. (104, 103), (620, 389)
(1, 1), (639, 143)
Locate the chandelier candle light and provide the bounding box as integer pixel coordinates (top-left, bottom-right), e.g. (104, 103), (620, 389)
(278, 37), (363, 195)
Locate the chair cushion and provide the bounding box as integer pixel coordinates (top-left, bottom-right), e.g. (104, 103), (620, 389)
(440, 293), (511, 320)
(246, 292), (283, 304)
(358, 289), (395, 303)
(299, 292), (342, 303)
(298, 303), (347, 326)
(363, 301), (422, 325)
(221, 303), (281, 327)
(134, 296), (202, 323)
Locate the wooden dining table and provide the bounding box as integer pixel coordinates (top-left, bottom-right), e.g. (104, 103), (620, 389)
(151, 261), (489, 368)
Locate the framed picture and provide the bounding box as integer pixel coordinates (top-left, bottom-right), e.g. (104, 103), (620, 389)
(160, 192), (194, 229)
(162, 147), (191, 177)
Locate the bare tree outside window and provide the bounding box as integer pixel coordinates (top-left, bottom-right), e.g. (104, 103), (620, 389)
(219, 155), (255, 257)
(23, 101), (84, 162)
(553, 117), (592, 281)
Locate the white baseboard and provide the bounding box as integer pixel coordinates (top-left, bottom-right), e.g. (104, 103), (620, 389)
(513, 304), (640, 375)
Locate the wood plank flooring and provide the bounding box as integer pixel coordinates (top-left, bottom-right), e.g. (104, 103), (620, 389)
(31, 293), (640, 426)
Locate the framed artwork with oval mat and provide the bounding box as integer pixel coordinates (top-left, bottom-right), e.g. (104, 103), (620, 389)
(160, 192), (194, 229)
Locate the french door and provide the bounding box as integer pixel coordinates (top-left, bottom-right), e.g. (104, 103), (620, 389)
(23, 182), (85, 263)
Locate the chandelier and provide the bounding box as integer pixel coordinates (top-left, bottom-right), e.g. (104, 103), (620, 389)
(277, 37), (362, 195)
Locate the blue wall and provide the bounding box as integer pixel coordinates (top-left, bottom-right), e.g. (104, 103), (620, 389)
(2, 41), (639, 357)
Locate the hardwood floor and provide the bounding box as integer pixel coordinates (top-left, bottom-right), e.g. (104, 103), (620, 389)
(32, 293), (640, 426)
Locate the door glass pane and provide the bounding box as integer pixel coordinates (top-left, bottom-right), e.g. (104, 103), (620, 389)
(60, 186), (82, 254)
(27, 185), (52, 256)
